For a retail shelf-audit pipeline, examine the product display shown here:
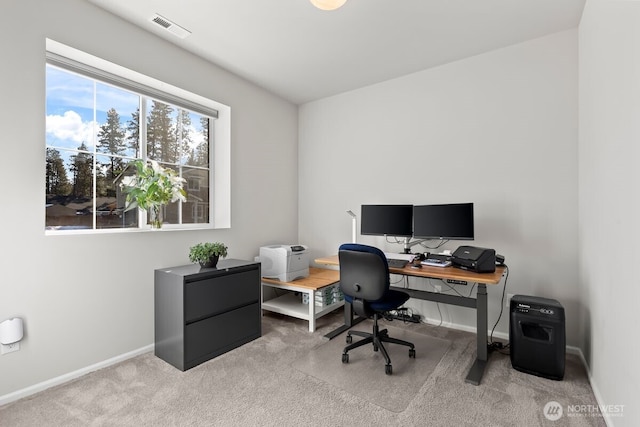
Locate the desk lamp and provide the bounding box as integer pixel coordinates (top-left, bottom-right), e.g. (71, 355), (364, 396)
(346, 210), (357, 243)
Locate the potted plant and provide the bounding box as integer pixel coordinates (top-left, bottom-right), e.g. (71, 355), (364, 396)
(189, 242), (228, 268)
(119, 159), (187, 229)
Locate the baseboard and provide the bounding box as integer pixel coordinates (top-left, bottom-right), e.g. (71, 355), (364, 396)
(420, 316), (480, 335)
(420, 315), (583, 355)
(572, 348), (615, 427)
(0, 344), (153, 407)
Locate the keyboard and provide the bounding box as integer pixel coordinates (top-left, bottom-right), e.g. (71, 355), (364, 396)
(387, 259), (409, 269)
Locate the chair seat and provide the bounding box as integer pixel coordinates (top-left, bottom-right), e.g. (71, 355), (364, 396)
(344, 289), (410, 312)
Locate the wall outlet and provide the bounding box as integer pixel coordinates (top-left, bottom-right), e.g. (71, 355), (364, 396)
(434, 284), (442, 293)
(506, 293), (515, 308)
(1, 342), (20, 355)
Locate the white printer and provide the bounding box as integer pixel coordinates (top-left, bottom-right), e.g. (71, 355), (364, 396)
(259, 244), (309, 282)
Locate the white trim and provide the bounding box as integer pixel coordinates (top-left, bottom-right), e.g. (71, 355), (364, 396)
(420, 315), (581, 355)
(573, 348), (615, 427)
(422, 315), (587, 357)
(0, 344), (153, 407)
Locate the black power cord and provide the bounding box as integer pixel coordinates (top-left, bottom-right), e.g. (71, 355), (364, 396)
(488, 264), (511, 355)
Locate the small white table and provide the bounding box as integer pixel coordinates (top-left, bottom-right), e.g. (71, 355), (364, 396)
(261, 268), (343, 332)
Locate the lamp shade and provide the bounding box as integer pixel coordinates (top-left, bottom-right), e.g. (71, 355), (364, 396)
(310, 0), (347, 11)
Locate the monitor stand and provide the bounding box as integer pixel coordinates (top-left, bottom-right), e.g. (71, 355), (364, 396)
(403, 237), (428, 254)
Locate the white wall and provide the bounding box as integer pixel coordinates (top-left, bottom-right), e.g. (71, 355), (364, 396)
(299, 30), (579, 343)
(0, 0), (298, 398)
(579, 1), (640, 425)
(7, 2), (636, 423)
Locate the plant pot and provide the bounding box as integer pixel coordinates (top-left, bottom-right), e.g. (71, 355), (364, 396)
(199, 255), (219, 269)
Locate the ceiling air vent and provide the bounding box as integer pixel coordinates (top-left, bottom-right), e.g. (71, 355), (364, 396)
(150, 13), (191, 39)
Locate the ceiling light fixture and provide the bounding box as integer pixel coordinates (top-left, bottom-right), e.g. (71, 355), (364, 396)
(310, 0), (347, 11)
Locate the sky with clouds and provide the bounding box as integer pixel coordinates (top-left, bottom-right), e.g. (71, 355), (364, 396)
(46, 65), (207, 165)
(46, 65), (138, 152)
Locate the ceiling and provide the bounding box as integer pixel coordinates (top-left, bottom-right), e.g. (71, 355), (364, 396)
(86, 0), (586, 105)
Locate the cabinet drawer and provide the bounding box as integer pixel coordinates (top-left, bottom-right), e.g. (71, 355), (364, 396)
(185, 269), (259, 322)
(185, 303), (261, 368)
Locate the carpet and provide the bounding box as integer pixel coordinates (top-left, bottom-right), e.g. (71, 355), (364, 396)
(292, 321), (451, 412)
(1, 312), (607, 426)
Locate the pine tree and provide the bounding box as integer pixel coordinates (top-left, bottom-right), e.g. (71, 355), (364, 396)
(46, 148), (71, 195)
(97, 108), (126, 180)
(194, 116), (210, 167)
(69, 142), (93, 199)
(147, 101), (176, 162)
(175, 109), (193, 163)
(126, 108), (141, 157)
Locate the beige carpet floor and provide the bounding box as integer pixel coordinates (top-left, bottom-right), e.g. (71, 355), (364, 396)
(0, 311), (606, 426)
(293, 322), (450, 412)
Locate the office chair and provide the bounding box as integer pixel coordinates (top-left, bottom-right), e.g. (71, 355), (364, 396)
(338, 243), (416, 375)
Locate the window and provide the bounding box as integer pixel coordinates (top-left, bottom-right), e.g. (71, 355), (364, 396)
(45, 40), (230, 233)
(187, 176), (201, 191)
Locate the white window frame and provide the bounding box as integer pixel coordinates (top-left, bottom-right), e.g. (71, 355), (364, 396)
(45, 39), (231, 234)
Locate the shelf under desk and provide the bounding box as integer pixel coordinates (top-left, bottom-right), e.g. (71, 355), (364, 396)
(314, 255), (506, 386)
(261, 267), (343, 332)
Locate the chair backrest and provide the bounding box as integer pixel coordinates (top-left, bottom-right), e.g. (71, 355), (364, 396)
(338, 243), (390, 304)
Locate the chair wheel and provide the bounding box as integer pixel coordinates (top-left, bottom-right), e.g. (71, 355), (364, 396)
(373, 345), (378, 352)
(409, 348), (416, 358)
(385, 364), (392, 375)
(342, 353), (349, 363)
(346, 335), (352, 344)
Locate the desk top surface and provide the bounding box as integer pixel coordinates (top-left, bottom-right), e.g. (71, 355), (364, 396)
(315, 255), (505, 285)
(261, 267), (340, 290)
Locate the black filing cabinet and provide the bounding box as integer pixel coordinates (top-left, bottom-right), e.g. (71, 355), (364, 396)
(510, 295), (565, 380)
(154, 259), (261, 371)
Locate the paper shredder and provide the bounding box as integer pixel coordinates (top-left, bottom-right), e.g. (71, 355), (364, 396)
(509, 295), (565, 380)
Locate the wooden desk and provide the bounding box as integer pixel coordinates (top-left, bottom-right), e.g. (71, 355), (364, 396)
(315, 255), (506, 385)
(261, 268), (343, 332)
(315, 255), (504, 284)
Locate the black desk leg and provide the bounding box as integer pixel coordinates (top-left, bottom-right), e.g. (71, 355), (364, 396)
(465, 283), (488, 385)
(323, 301), (365, 340)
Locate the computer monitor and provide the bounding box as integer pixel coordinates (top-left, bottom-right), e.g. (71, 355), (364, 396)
(412, 203), (474, 240)
(361, 204), (413, 237)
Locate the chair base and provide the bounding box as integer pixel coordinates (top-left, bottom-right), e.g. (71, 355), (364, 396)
(342, 314), (415, 375)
